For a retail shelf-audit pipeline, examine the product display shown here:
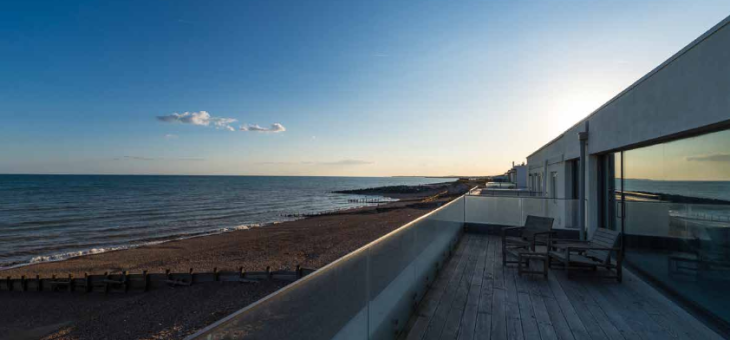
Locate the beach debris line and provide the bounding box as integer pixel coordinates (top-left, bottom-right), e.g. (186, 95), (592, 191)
(0, 265), (315, 295)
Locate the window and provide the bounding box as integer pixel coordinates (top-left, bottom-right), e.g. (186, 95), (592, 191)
(570, 160), (579, 199)
(604, 128), (730, 327)
(550, 172), (557, 198)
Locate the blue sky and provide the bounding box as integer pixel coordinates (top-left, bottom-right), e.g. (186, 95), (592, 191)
(1, 0), (729, 176)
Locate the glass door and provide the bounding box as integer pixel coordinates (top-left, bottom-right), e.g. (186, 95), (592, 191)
(602, 152), (623, 233)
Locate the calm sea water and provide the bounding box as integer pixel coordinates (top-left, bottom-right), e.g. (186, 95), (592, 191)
(623, 179), (730, 202)
(0, 175), (454, 268)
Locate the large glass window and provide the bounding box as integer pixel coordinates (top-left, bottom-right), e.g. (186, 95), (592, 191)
(604, 128), (730, 328)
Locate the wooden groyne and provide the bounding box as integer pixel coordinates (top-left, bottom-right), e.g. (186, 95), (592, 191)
(346, 198), (390, 204)
(0, 266), (316, 294)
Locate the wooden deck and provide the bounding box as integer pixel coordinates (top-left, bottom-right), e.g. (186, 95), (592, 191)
(401, 233), (723, 340)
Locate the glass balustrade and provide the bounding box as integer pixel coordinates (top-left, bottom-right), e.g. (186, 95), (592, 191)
(190, 195), (466, 340)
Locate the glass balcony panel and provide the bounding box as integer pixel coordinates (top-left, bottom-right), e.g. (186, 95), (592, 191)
(465, 196), (522, 226)
(624, 201), (730, 325)
(192, 196), (466, 340)
(465, 195), (578, 230)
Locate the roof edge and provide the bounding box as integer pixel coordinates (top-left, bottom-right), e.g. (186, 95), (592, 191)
(527, 13), (730, 159)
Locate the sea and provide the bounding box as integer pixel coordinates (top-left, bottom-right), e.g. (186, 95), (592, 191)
(0, 175), (454, 269)
(622, 179), (730, 202)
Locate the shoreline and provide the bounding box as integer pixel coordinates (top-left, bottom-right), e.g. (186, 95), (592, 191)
(0, 189), (459, 279)
(1, 181), (459, 274)
(0, 220), (293, 272)
(0, 181), (472, 340)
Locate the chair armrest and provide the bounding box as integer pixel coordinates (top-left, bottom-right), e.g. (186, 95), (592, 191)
(551, 238), (589, 243)
(533, 231), (556, 237)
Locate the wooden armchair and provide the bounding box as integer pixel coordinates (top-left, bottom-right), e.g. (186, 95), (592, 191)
(548, 228), (623, 282)
(502, 215), (555, 266)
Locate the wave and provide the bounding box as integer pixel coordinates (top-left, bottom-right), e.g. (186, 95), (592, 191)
(0, 222), (274, 271)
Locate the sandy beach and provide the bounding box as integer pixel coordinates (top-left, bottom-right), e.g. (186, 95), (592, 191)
(0, 182), (469, 340)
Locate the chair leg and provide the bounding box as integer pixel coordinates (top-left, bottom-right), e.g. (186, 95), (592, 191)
(502, 242), (506, 267)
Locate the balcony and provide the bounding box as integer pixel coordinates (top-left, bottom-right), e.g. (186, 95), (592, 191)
(187, 194), (722, 340)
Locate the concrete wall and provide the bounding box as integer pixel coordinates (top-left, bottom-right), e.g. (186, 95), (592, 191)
(526, 15), (730, 236)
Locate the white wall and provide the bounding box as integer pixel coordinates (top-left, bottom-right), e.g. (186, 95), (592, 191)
(526, 15), (730, 235)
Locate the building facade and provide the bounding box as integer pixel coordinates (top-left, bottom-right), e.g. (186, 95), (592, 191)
(525, 15), (730, 331)
(506, 162), (528, 189)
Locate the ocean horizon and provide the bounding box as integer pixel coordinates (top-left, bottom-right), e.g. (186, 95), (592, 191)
(0, 175), (455, 269)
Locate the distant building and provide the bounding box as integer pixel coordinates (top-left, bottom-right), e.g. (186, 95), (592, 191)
(505, 162), (527, 189)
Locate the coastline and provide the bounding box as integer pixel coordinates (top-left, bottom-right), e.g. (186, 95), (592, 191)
(0, 183), (461, 279)
(0, 181), (471, 340)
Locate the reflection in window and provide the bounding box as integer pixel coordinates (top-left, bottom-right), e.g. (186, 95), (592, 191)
(610, 128), (730, 328)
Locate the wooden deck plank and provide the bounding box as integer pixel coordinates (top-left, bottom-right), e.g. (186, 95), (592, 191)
(459, 235), (489, 340)
(405, 316), (432, 340)
(403, 234), (723, 340)
(583, 302), (626, 340)
(587, 285), (654, 340)
(493, 237), (506, 291)
(419, 239), (468, 318)
(518, 292), (542, 340)
(530, 291), (560, 340)
(403, 239), (467, 340)
(551, 272), (609, 340)
(542, 296), (578, 340)
(545, 272), (592, 340)
(505, 265), (525, 340)
(476, 237), (496, 340)
(479, 237), (496, 314)
(594, 283), (675, 340)
(621, 270), (722, 340)
(491, 288), (508, 340)
(422, 235), (476, 340)
(560, 276), (639, 340)
(475, 312), (493, 340)
(615, 272), (720, 340)
(441, 236), (481, 339)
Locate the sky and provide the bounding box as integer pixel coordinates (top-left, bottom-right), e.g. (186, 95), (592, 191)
(624, 128), (730, 181)
(1, 0), (729, 177)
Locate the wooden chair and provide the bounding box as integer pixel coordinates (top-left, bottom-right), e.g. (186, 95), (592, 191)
(548, 228), (623, 282)
(502, 215), (555, 266)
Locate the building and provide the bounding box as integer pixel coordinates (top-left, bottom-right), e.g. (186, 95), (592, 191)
(526, 14), (730, 333)
(506, 161), (527, 189)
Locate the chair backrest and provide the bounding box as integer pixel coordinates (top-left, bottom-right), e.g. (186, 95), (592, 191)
(586, 228), (621, 263)
(522, 215), (554, 240)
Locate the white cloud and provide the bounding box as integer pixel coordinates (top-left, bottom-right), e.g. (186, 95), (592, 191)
(240, 123), (286, 133)
(687, 153), (730, 162)
(164, 134), (178, 139)
(316, 159), (374, 166)
(157, 111), (237, 131)
(119, 156), (204, 162)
